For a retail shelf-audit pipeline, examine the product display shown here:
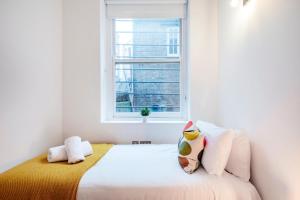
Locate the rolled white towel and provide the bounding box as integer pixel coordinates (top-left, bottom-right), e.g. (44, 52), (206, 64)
(47, 141), (93, 163)
(81, 141), (93, 157)
(47, 145), (66, 163)
(64, 136), (85, 164)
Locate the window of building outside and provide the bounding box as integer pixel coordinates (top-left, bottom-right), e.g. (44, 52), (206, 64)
(167, 27), (180, 57)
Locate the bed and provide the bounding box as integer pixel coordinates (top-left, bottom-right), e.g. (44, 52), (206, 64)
(77, 144), (261, 200)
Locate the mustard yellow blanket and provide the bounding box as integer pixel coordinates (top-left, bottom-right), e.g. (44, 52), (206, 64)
(0, 144), (113, 200)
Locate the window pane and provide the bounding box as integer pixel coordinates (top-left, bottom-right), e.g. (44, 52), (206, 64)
(115, 19), (180, 58)
(115, 63), (180, 113)
(114, 19), (182, 114)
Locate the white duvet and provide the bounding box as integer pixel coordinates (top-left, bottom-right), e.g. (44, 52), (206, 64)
(77, 144), (261, 200)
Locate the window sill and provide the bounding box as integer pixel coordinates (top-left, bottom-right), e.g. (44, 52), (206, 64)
(101, 118), (187, 124)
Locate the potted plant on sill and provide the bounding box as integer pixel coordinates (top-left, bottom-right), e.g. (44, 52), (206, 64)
(140, 107), (150, 123)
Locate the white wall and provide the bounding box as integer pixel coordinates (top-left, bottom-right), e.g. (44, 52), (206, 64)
(0, 0), (63, 172)
(63, 0), (218, 143)
(218, 0), (300, 199)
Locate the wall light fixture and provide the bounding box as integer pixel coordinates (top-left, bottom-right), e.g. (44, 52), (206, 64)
(231, 0), (250, 7)
(243, 0), (249, 5)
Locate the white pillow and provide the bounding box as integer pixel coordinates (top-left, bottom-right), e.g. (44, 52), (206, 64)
(225, 131), (251, 182)
(196, 121), (235, 176)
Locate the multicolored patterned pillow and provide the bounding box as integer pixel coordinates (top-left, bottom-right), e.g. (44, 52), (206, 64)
(178, 121), (206, 174)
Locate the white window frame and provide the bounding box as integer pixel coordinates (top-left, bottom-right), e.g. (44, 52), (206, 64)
(105, 18), (188, 121)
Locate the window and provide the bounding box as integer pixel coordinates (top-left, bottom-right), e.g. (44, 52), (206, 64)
(167, 27), (180, 57)
(103, 0), (188, 121)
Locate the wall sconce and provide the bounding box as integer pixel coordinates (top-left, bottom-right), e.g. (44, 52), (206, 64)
(231, 0), (250, 7)
(243, 0), (249, 5)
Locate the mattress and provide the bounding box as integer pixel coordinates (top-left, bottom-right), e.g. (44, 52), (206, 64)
(77, 144), (261, 200)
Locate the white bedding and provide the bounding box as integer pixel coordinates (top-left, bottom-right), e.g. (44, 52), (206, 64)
(77, 144), (261, 200)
